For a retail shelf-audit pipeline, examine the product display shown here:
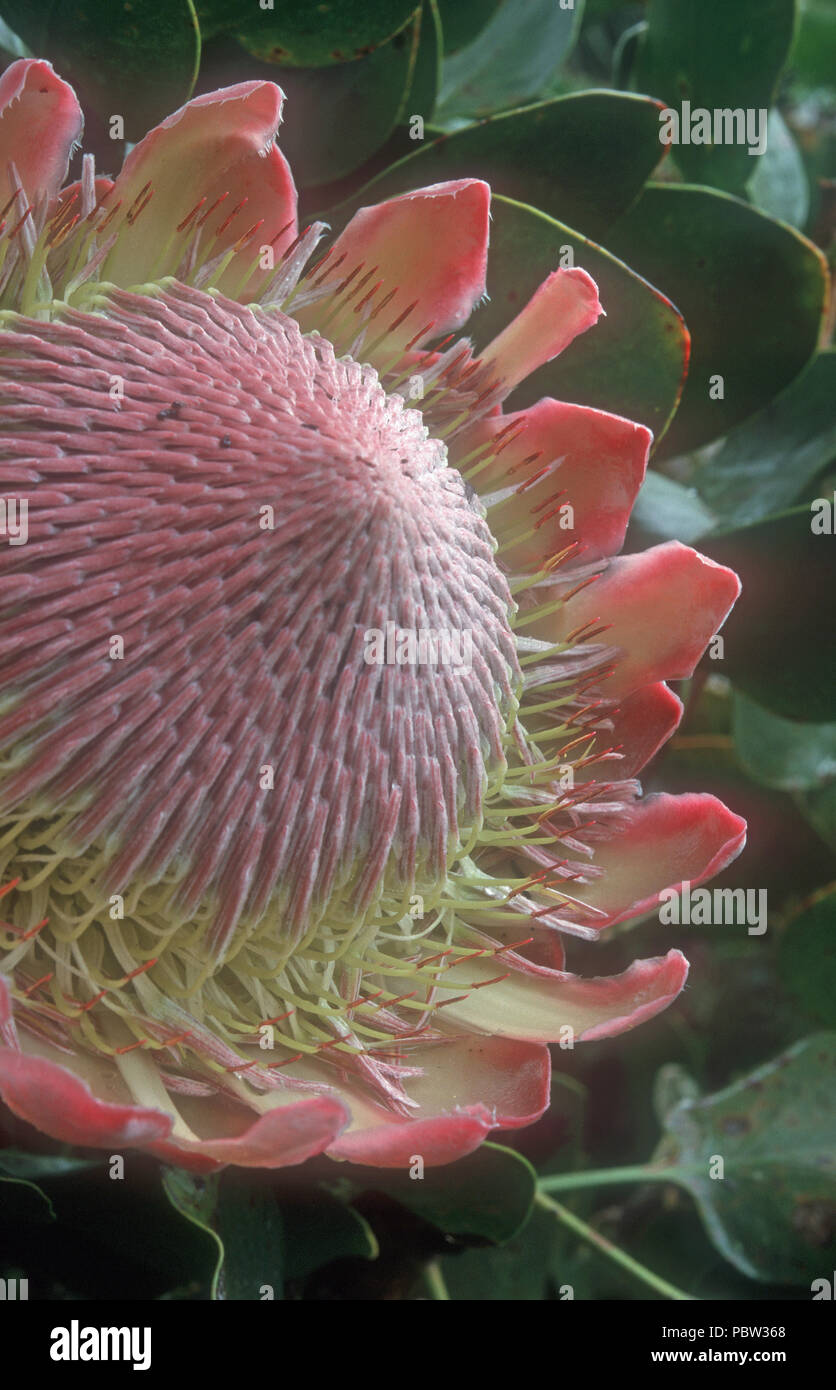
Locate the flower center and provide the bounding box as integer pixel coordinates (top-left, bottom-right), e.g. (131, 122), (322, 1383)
(0, 279), (526, 1086)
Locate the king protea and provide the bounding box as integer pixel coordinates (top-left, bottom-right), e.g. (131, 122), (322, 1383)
(0, 60), (745, 1169)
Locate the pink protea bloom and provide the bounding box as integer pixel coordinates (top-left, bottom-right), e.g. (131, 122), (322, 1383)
(0, 60), (745, 1170)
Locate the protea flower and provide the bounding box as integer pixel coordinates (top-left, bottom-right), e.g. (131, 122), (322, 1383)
(0, 59), (745, 1170)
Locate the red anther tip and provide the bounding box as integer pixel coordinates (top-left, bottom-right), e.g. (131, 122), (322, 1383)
(471, 972), (510, 990)
(312, 250), (346, 287)
(417, 947), (454, 968)
(353, 280), (384, 314)
(232, 217), (266, 252)
(176, 196), (208, 232)
(386, 299), (418, 334)
(402, 321), (435, 352)
(0, 189), (21, 220)
(9, 206), (34, 240)
(273, 218), (297, 252)
(365, 286), (397, 321)
(196, 190), (230, 227)
(75, 988), (108, 1013)
(269, 1053), (304, 1068)
(20, 917), (49, 941)
(22, 972), (54, 997)
(215, 196), (249, 239)
(495, 937), (535, 954)
(125, 190), (153, 226)
(120, 958), (158, 983)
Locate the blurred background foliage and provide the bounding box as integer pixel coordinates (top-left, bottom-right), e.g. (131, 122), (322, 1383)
(0, 0), (834, 1301)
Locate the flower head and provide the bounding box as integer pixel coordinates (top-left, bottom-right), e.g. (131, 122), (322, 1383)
(0, 61), (745, 1168)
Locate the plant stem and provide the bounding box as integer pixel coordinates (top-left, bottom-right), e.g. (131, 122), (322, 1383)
(536, 1192), (695, 1301)
(423, 1260), (450, 1300)
(539, 1162), (703, 1193)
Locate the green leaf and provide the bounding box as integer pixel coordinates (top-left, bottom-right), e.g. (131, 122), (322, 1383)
(0, 1164), (222, 1298)
(700, 506), (836, 721)
(197, 0), (418, 66)
(779, 893), (836, 1029)
(280, 1190), (378, 1282)
(634, 0), (795, 193)
(271, 22), (419, 186)
(655, 1034), (836, 1283)
(213, 1180), (285, 1301)
(694, 352), (836, 529)
(789, 0), (836, 88)
(0, 0), (201, 141)
(391, 1142), (536, 1242)
(653, 1063), (702, 1125)
(163, 1169), (284, 1301)
(749, 110), (810, 230)
(796, 781), (836, 852)
(608, 185), (829, 457)
(439, 1201), (558, 1299)
(436, 0), (503, 55)
(630, 471), (716, 543)
(732, 692), (836, 791)
(162, 1168), (379, 1299)
(0, 1149), (101, 1178)
(436, 0), (584, 120)
(470, 195), (688, 443)
(343, 92), (668, 241)
(333, 1140), (537, 1243)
